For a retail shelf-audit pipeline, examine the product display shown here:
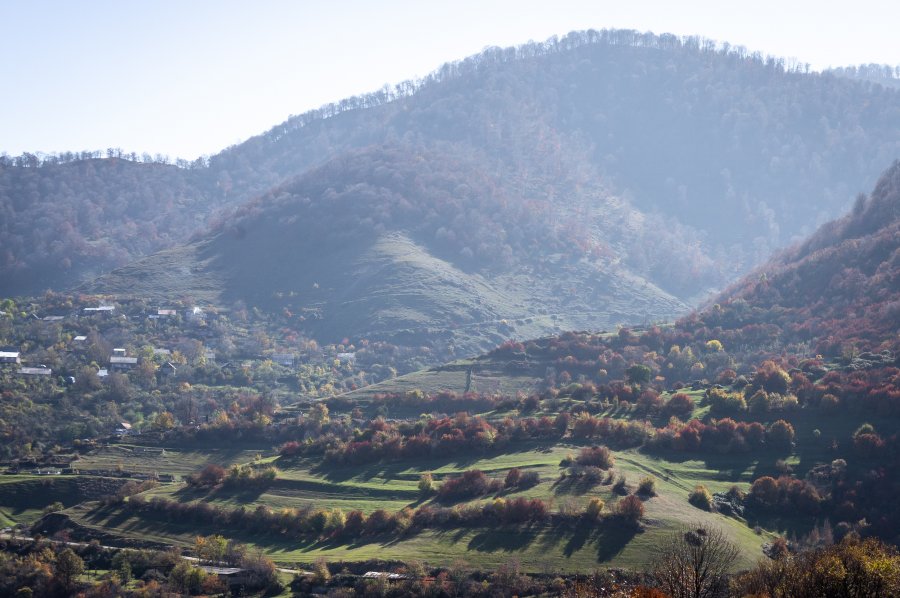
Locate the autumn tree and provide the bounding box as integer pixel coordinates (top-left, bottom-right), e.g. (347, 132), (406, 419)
(626, 364), (652, 386)
(652, 524), (739, 598)
(54, 548), (84, 592)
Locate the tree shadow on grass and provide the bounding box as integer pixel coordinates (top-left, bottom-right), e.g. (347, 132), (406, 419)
(172, 485), (267, 503)
(467, 525), (542, 553)
(742, 510), (819, 541)
(550, 474), (609, 496)
(593, 523), (642, 562)
(438, 518), (640, 565)
(309, 441), (560, 483)
(84, 505), (133, 529)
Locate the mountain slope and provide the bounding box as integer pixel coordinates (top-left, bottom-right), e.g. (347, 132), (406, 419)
(88, 144), (687, 356)
(5, 29), (900, 297)
(707, 159), (900, 355)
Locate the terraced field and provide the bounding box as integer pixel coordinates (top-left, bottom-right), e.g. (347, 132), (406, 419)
(60, 441), (772, 572)
(73, 445), (269, 477)
(0, 475), (129, 526)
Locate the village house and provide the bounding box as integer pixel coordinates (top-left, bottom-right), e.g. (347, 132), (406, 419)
(272, 352), (295, 367)
(110, 355), (138, 371)
(83, 305), (115, 314)
(186, 306), (206, 324)
(19, 366), (52, 376)
(157, 309), (177, 317)
(0, 350), (21, 364)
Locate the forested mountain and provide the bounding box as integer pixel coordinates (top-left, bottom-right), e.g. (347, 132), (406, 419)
(706, 159), (900, 356)
(827, 63), (900, 90)
(5, 29), (900, 304)
(0, 156), (218, 293)
(86, 143), (689, 357)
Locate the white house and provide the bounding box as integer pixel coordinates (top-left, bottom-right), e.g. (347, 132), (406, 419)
(0, 351), (20, 364)
(19, 367), (52, 376)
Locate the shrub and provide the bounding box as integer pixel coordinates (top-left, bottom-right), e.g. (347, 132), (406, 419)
(437, 470), (500, 502)
(708, 387), (747, 414)
(616, 495), (645, 523)
(504, 468), (522, 488)
(749, 476), (779, 507)
(518, 470), (541, 489)
(188, 464), (226, 487)
(586, 497), (605, 520)
(312, 557), (331, 584)
(637, 476), (657, 496)
(364, 509), (396, 534)
(418, 473), (435, 494)
(754, 361), (791, 394)
(767, 420), (795, 451)
(577, 445), (615, 469)
(663, 393), (694, 419)
(689, 485), (714, 510)
(637, 390), (664, 413)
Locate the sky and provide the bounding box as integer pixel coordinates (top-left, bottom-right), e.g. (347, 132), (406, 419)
(2, 0), (898, 160)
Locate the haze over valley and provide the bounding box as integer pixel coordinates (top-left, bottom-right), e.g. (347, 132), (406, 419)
(1, 8), (899, 596)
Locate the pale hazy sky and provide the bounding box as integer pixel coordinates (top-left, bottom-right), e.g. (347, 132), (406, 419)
(2, 0), (898, 159)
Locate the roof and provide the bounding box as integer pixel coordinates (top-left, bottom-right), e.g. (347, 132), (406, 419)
(110, 356), (138, 364)
(73, 336), (87, 342)
(157, 309), (177, 316)
(19, 367), (52, 375)
(0, 351), (20, 358)
(198, 566), (244, 576)
(42, 315), (65, 321)
(84, 306), (115, 312)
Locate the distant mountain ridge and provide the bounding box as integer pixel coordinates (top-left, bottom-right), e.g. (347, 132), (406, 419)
(5, 28), (900, 311)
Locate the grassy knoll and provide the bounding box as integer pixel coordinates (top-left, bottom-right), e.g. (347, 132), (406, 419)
(337, 356), (543, 407)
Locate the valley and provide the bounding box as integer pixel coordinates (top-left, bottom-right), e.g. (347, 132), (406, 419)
(1, 24), (899, 597)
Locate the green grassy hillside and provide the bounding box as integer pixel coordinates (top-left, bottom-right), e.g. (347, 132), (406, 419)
(60, 443), (770, 572)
